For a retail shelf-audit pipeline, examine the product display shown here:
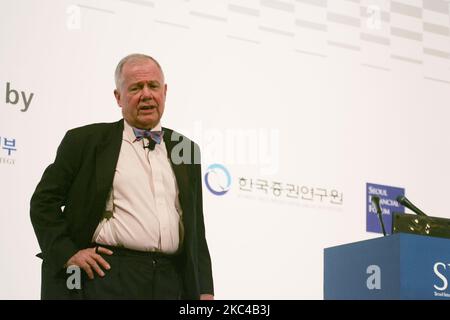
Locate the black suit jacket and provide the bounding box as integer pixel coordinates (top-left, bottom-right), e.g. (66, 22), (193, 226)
(30, 119), (214, 299)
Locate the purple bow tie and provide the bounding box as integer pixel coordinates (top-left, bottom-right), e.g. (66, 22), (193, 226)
(132, 128), (164, 150)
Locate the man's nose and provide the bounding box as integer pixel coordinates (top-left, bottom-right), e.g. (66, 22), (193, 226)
(141, 85), (153, 100)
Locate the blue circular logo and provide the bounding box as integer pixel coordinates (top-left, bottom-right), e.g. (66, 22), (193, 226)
(204, 164), (231, 196)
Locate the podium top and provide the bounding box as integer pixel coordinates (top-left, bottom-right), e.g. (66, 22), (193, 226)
(392, 212), (450, 240)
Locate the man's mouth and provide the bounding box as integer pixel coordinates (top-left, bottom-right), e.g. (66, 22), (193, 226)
(139, 105), (157, 111)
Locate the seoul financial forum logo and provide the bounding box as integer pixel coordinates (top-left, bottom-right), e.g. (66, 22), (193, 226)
(204, 164), (231, 196)
(366, 182), (405, 234)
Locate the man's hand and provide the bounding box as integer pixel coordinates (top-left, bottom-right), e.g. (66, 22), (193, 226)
(66, 246), (113, 279)
(200, 294), (214, 300)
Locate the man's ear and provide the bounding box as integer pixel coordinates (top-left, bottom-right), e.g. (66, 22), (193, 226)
(114, 89), (121, 107)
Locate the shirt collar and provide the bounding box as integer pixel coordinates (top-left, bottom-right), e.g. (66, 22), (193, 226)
(123, 120), (163, 143)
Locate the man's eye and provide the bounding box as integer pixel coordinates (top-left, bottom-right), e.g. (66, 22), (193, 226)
(130, 87), (139, 92)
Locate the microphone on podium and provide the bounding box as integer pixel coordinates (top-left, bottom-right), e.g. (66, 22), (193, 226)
(396, 195), (428, 217)
(371, 195), (387, 236)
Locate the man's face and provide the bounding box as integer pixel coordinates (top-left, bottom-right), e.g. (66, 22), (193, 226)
(114, 59), (167, 129)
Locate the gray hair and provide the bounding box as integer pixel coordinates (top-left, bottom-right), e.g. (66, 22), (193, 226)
(114, 53), (164, 89)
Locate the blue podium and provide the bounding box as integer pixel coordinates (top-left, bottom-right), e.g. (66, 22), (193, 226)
(324, 233), (450, 299)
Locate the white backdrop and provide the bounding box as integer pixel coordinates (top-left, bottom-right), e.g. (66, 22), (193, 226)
(1, 0), (450, 299)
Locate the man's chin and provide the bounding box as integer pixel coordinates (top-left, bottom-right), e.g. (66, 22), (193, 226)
(136, 117), (160, 129)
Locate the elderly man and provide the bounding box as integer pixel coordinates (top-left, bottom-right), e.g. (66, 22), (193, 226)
(30, 53), (214, 300)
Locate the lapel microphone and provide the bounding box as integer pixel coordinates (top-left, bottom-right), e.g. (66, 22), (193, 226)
(143, 138), (156, 151)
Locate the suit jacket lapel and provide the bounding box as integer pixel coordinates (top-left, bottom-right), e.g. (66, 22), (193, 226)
(95, 119), (124, 200)
(163, 127), (192, 216)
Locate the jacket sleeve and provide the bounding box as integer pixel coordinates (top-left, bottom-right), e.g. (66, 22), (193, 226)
(30, 130), (81, 270)
(194, 144), (214, 295)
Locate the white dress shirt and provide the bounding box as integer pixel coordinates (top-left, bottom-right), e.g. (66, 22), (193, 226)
(92, 120), (183, 253)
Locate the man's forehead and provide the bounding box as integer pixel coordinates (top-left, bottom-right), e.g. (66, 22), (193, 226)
(124, 60), (159, 73)
(123, 62), (163, 81)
